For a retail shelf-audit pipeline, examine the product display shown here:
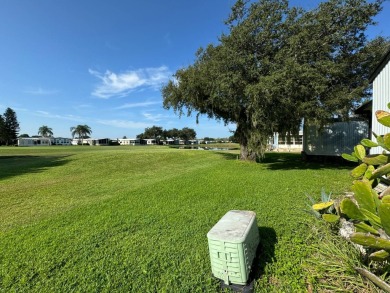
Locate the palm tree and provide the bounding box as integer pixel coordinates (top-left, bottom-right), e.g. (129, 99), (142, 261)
(38, 125), (53, 137)
(70, 125), (92, 145)
(38, 125), (53, 145)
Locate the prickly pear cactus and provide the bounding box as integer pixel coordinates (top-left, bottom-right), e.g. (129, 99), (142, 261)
(379, 199), (390, 236)
(306, 189), (340, 223)
(340, 107), (390, 262)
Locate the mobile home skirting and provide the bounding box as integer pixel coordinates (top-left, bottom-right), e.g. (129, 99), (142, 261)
(303, 121), (369, 156)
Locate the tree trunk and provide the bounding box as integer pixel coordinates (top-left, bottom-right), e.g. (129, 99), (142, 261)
(236, 122), (257, 161)
(240, 143), (257, 161)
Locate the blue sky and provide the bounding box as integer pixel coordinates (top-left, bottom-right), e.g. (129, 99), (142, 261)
(0, 0), (389, 139)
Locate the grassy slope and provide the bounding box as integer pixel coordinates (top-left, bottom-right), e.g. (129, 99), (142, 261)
(0, 146), (353, 292)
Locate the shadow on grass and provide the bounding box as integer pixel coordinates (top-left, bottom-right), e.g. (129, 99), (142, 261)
(0, 155), (72, 180)
(262, 152), (354, 171)
(250, 227), (277, 283)
(214, 152), (239, 161)
(214, 151), (353, 171)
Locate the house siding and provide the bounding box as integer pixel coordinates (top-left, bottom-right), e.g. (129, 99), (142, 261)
(371, 55), (390, 154)
(303, 121), (368, 156)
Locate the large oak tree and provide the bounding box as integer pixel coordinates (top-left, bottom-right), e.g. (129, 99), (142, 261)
(162, 0), (388, 161)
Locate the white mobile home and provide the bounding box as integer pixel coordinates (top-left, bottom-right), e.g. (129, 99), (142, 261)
(118, 138), (140, 145)
(302, 120), (369, 157)
(53, 137), (71, 145)
(18, 137), (52, 146)
(270, 131), (303, 152)
(71, 138), (110, 146)
(141, 139), (156, 145)
(370, 49), (390, 154)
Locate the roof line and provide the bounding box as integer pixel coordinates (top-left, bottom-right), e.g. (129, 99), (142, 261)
(369, 48), (390, 83)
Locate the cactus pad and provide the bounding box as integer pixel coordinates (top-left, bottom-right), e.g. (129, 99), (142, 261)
(354, 145), (366, 160)
(340, 198), (367, 221)
(362, 155), (388, 166)
(350, 163), (368, 179)
(312, 201), (334, 211)
(322, 214), (340, 223)
(350, 232), (390, 250)
(360, 139), (378, 148)
(369, 250), (390, 261)
(342, 153), (359, 162)
(354, 222), (379, 235)
(378, 202), (390, 236)
(369, 163), (390, 180)
(376, 110), (390, 128)
(351, 180), (376, 214)
(361, 208), (382, 230)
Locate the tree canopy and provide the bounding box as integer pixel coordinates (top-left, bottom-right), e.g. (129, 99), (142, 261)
(38, 125), (53, 137)
(178, 127), (197, 141)
(0, 108), (20, 145)
(137, 126), (197, 141)
(70, 125), (92, 145)
(162, 0), (389, 160)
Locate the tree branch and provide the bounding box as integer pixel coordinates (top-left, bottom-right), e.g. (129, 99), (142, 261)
(355, 267), (390, 292)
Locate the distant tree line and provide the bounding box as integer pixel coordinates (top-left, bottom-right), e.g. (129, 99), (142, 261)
(0, 108), (20, 146)
(136, 126), (197, 143)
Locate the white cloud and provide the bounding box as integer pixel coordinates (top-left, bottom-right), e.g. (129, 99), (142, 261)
(23, 87), (59, 95)
(76, 104), (93, 109)
(142, 112), (171, 122)
(36, 110), (49, 115)
(89, 66), (171, 99)
(115, 101), (160, 109)
(97, 119), (151, 129)
(35, 110), (84, 122)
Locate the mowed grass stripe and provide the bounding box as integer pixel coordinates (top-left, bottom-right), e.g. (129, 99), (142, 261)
(0, 147), (352, 292)
(0, 147), (219, 230)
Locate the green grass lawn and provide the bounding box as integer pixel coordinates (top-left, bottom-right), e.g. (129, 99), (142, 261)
(0, 146), (358, 292)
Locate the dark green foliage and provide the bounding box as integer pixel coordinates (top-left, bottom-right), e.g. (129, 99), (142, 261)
(137, 125), (164, 141)
(178, 127), (196, 141)
(164, 127), (180, 139)
(137, 126), (197, 141)
(70, 125), (92, 145)
(38, 125), (53, 137)
(162, 0), (388, 160)
(0, 108), (20, 145)
(0, 114), (5, 145)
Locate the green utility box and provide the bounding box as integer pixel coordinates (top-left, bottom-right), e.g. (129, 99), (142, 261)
(207, 210), (259, 285)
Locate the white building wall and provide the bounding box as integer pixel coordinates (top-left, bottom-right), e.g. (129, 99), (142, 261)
(17, 137), (51, 146)
(371, 58), (390, 154)
(303, 121), (368, 156)
(271, 131), (303, 152)
(118, 138), (140, 145)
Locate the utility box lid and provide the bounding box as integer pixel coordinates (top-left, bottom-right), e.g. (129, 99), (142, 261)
(207, 210), (259, 286)
(207, 210), (257, 243)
